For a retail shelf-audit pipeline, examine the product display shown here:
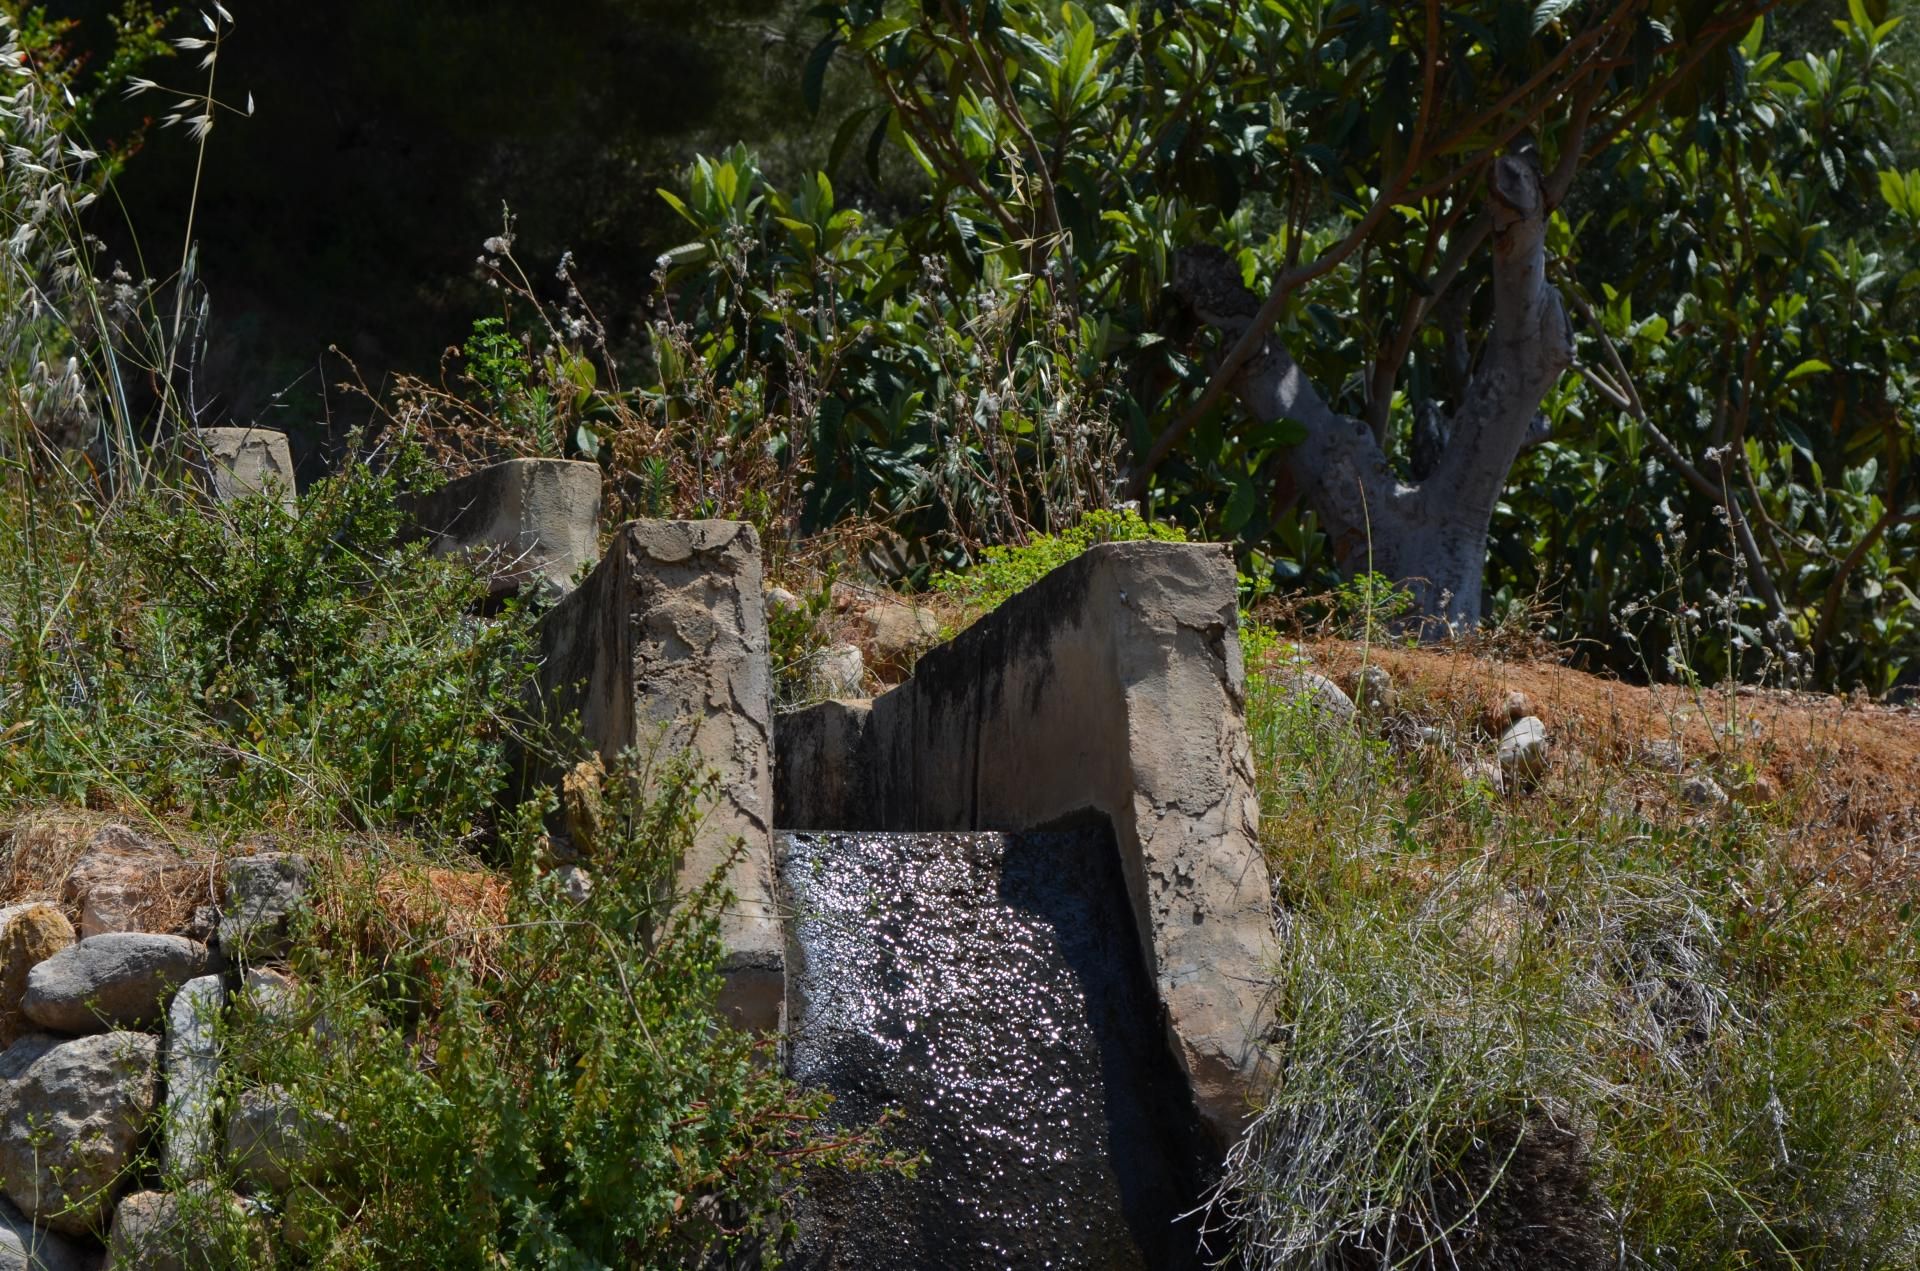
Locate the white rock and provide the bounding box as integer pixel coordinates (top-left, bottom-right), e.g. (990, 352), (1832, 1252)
(812, 643), (866, 698)
(0, 1032), (160, 1235)
(1284, 671), (1356, 725)
(162, 975), (225, 1179)
(1497, 716), (1549, 785)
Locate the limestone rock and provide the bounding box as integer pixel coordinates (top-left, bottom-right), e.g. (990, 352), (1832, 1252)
(190, 428), (297, 512)
(22, 934), (210, 1034)
(859, 600), (941, 679)
(1497, 716), (1549, 786)
(162, 976), (225, 1179)
(0, 907), (73, 1048)
(106, 1187), (268, 1271)
(218, 853), (309, 962)
(0, 1031), (160, 1235)
(404, 457), (603, 599)
(62, 825), (195, 939)
(226, 1087), (343, 1193)
(764, 585), (802, 616)
(532, 519), (781, 1030)
(812, 643), (866, 699)
(1284, 670), (1356, 725)
(0, 1196), (89, 1271)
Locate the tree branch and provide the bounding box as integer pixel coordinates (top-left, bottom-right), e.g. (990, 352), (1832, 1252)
(1425, 156), (1571, 515)
(1169, 246), (1406, 566)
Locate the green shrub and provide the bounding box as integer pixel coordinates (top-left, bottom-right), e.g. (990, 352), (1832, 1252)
(1, 443), (535, 836)
(216, 757), (901, 1268)
(929, 508), (1184, 619)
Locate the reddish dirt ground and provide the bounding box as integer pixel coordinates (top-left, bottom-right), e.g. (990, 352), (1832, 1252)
(1303, 638), (1920, 877)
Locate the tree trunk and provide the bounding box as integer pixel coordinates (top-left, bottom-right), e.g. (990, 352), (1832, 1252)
(1173, 156), (1571, 635)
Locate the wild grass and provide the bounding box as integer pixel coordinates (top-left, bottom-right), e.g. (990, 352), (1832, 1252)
(1216, 627), (1920, 1269)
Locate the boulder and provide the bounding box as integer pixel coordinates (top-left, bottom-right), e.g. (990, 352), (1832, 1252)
(106, 1187), (268, 1271)
(189, 428), (297, 512)
(21, 934), (210, 1034)
(775, 541), (1278, 1145)
(531, 519), (782, 1030)
(226, 1087), (344, 1193)
(0, 1196), (89, 1271)
(161, 976), (225, 1179)
(218, 853), (309, 962)
(0, 907), (72, 1048)
(0, 1032), (160, 1235)
(858, 600), (941, 679)
(1498, 716), (1550, 786)
(61, 825), (195, 939)
(404, 457), (603, 599)
(1284, 670), (1356, 725)
(811, 643), (866, 699)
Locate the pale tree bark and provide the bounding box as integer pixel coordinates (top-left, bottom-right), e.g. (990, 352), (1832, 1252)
(1174, 156), (1571, 633)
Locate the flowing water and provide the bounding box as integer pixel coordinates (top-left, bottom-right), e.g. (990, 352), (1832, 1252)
(780, 829), (1215, 1270)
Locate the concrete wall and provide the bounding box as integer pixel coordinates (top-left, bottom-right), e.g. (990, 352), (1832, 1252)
(406, 458), (602, 599)
(534, 520), (781, 1029)
(776, 541), (1277, 1141)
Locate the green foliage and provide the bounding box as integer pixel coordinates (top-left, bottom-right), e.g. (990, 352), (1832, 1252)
(631, 0), (1920, 691)
(1498, 5), (1920, 692)
(213, 758), (902, 1267)
(928, 507), (1183, 616)
(0, 446), (535, 836)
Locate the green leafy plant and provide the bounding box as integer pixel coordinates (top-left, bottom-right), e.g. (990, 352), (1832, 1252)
(217, 756), (905, 1267)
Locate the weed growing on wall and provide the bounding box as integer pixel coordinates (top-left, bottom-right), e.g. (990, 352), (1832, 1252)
(928, 507), (1183, 621)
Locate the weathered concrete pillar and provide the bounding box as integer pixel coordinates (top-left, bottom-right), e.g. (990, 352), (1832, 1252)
(775, 541), (1278, 1142)
(189, 428), (296, 512)
(406, 457), (603, 599)
(534, 520), (781, 1029)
